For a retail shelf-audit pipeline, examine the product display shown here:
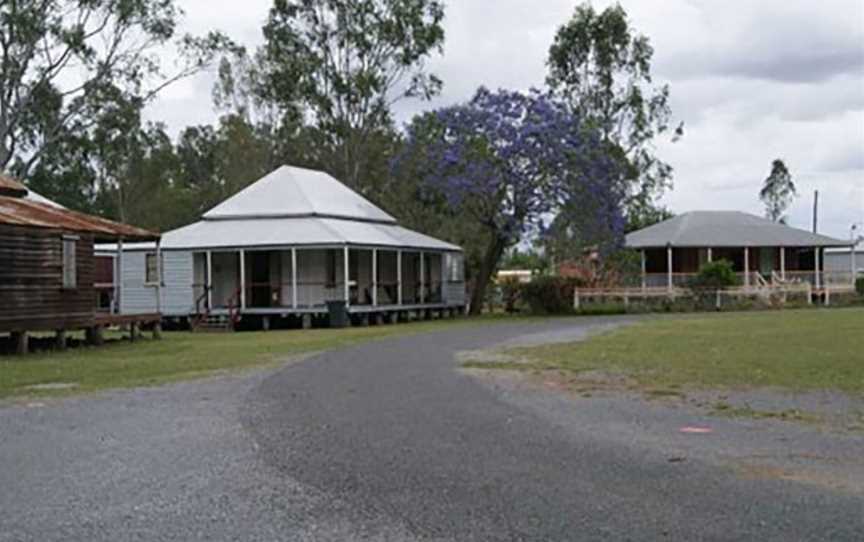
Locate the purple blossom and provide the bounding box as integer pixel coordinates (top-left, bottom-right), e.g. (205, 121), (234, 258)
(394, 87), (625, 247)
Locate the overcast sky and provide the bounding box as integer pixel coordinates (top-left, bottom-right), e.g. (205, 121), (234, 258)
(146, 0), (864, 240)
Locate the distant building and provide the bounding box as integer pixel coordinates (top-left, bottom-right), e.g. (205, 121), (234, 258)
(824, 243), (864, 277)
(496, 270), (534, 284)
(625, 211), (853, 290)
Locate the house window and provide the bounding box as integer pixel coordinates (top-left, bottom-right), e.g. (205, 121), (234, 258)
(145, 253), (160, 284)
(62, 237), (77, 289)
(446, 253), (464, 282)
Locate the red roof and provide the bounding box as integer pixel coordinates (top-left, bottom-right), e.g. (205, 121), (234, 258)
(0, 196), (158, 242)
(0, 174), (28, 197)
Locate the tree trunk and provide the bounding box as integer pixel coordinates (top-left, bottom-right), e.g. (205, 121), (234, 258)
(469, 232), (508, 316)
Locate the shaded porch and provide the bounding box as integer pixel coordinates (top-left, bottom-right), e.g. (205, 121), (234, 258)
(639, 246), (856, 290)
(191, 246), (456, 314)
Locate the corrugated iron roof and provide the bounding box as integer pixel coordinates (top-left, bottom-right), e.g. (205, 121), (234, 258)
(0, 195), (159, 241)
(203, 165), (397, 223)
(0, 174), (28, 197)
(159, 216), (461, 252)
(626, 211), (848, 248)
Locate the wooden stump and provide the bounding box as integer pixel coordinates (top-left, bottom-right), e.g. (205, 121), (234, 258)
(129, 323), (140, 342)
(12, 331), (28, 355)
(54, 329), (67, 351)
(86, 326), (105, 346)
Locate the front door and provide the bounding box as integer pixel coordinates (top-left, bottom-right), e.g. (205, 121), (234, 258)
(250, 252), (272, 307)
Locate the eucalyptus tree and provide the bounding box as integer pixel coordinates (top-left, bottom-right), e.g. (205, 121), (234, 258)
(259, 0), (445, 192)
(0, 0), (232, 178)
(760, 159), (796, 223)
(547, 2), (682, 225)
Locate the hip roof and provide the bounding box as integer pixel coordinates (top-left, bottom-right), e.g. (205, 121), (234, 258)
(626, 211), (849, 248)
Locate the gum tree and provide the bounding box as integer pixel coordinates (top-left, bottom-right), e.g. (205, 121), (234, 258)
(260, 0), (445, 192)
(547, 2), (682, 227)
(394, 88), (625, 314)
(0, 0), (231, 176)
(760, 159), (796, 223)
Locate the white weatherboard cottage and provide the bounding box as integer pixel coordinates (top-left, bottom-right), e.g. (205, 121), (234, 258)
(102, 166), (466, 327)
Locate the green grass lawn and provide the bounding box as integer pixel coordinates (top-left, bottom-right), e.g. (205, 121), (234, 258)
(0, 318), (492, 400)
(490, 308), (864, 394)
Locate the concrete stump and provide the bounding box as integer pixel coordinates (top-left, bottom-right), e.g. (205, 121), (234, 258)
(374, 313), (385, 326)
(302, 314), (313, 330)
(152, 322), (163, 340)
(262, 316), (271, 331)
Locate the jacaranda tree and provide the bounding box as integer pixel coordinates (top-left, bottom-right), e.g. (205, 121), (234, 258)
(394, 87), (625, 314)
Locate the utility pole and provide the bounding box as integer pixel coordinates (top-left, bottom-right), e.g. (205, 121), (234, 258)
(812, 190), (819, 234)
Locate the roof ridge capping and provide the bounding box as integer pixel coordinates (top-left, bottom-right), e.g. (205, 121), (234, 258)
(202, 165), (397, 224)
(626, 210), (849, 248)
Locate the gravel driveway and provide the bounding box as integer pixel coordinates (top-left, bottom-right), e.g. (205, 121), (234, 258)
(1, 317), (862, 541)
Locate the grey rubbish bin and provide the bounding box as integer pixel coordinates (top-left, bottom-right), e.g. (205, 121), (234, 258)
(327, 300), (349, 328)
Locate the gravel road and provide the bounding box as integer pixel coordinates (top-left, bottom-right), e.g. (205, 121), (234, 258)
(1, 317), (861, 541)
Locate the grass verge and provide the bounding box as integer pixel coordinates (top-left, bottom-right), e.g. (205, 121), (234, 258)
(466, 308), (864, 395)
(0, 317), (498, 400)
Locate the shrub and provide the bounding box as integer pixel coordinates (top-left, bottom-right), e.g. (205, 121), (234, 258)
(520, 276), (585, 314)
(689, 260), (740, 291)
(499, 277), (522, 313)
(856, 276), (864, 297)
(686, 260), (740, 311)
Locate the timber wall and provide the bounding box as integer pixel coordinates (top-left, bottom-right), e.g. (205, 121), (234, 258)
(0, 224), (95, 332)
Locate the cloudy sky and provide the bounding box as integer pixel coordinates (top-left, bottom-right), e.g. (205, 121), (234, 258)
(146, 0), (864, 240)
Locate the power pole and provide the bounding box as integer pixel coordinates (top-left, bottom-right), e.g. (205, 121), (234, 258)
(812, 190), (819, 234)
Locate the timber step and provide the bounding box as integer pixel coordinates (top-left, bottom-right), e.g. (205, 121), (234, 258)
(193, 314), (234, 333)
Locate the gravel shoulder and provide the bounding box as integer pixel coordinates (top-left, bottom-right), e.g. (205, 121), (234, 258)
(0, 364), (415, 541)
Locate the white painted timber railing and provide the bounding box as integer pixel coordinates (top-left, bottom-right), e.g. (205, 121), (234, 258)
(573, 281), (818, 310)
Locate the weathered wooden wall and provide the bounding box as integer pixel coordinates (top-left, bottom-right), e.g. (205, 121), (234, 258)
(0, 224), (95, 332)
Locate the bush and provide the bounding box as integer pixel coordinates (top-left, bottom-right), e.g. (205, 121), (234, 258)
(689, 259), (740, 290)
(856, 276), (864, 297)
(499, 277), (522, 313)
(519, 276), (585, 314)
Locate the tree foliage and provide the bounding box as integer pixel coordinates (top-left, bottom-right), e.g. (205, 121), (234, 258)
(0, 0), (232, 176)
(760, 159), (796, 223)
(395, 87), (624, 314)
(256, 0), (445, 191)
(547, 2), (681, 224)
